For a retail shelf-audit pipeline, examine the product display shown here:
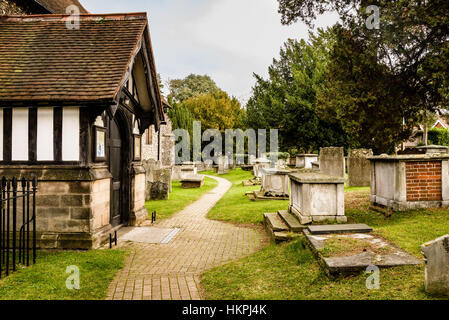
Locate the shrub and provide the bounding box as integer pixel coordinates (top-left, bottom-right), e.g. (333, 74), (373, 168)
(428, 128), (449, 146)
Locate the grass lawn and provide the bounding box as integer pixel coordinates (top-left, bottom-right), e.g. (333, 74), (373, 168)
(145, 177), (218, 220)
(205, 169), (289, 225)
(0, 250), (125, 300)
(201, 187), (449, 300)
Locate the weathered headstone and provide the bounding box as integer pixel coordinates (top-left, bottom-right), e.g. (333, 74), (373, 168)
(347, 149), (373, 187)
(143, 160), (172, 200)
(319, 147), (345, 178)
(422, 235), (449, 296)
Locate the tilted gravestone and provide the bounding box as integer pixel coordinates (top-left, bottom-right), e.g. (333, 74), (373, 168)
(422, 235), (449, 296)
(347, 149), (373, 187)
(319, 147), (345, 178)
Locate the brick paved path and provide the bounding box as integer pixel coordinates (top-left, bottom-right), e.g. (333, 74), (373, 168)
(106, 175), (268, 300)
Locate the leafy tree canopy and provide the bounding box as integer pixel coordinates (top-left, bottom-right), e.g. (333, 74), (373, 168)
(168, 74), (220, 103)
(246, 29), (349, 153)
(278, 0), (449, 152)
(181, 90), (245, 131)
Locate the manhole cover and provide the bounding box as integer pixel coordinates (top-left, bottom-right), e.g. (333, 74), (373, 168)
(119, 227), (180, 244)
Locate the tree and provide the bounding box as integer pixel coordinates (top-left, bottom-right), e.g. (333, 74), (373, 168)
(246, 29), (349, 153)
(168, 74), (220, 103)
(277, 0), (449, 152)
(181, 90), (245, 131)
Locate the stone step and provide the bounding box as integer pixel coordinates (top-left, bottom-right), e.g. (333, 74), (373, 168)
(264, 213), (289, 232)
(278, 210), (306, 233)
(273, 231), (298, 242)
(307, 224), (373, 235)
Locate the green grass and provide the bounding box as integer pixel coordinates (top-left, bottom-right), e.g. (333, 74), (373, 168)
(0, 250), (125, 300)
(201, 238), (436, 300)
(145, 177), (218, 220)
(201, 187), (449, 300)
(345, 189), (449, 256)
(205, 169), (289, 225)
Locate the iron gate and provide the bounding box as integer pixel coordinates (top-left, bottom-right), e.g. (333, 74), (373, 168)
(0, 177), (37, 278)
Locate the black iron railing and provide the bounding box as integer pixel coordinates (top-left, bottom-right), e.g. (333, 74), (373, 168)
(0, 177), (37, 278)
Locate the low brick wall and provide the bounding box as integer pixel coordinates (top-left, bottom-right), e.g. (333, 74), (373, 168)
(406, 161), (442, 202)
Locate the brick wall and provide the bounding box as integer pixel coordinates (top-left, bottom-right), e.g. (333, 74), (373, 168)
(406, 161), (442, 201)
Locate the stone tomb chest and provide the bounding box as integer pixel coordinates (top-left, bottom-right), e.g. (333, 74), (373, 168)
(296, 154), (319, 169)
(253, 158), (271, 179)
(289, 172), (346, 225)
(260, 168), (290, 197)
(368, 154), (449, 211)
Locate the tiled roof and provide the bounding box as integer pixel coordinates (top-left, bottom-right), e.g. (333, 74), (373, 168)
(0, 13), (149, 104)
(34, 0), (88, 14)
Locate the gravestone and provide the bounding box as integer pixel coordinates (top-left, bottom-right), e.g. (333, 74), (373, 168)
(289, 171), (346, 224)
(368, 154), (449, 211)
(296, 154), (319, 169)
(143, 160), (172, 200)
(260, 168), (290, 197)
(422, 235), (449, 296)
(181, 175), (205, 189)
(217, 156), (229, 174)
(253, 158), (271, 179)
(319, 147), (345, 178)
(348, 149), (373, 187)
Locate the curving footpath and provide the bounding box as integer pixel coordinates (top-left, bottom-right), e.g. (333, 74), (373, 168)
(106, 175), (268, 300)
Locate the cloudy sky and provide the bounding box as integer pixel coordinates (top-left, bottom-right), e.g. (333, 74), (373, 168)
(80, 0), (338, 103)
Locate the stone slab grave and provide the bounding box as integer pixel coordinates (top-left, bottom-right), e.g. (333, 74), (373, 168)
(347, 149), (373, 188)
(289, 171), (346, 224)
(303, 227), (422, 277)
(308, 224), (373, 235)
(422, 235), (449, 296)
(118, 227), (180, 244)
(250, 168), (290, 200)
(181, 174), (205, 189)
(296, 154), (319, 169)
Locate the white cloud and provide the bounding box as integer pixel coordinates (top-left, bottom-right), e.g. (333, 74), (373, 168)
(80, 0), (338, 103)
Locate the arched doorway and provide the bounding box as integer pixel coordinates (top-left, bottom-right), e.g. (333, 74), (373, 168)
(108, 111), (130, 227)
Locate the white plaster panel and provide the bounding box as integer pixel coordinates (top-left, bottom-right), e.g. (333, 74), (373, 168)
(12, 108), (28, 161)
(62, 107), (80, 161)
(0, 108), (3, 161)
(37, 108), (54, 161)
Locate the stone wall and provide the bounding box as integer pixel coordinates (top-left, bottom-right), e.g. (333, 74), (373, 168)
(319, 147), (345, 178)
(130, 168), (147, 226)
(142, 118), (175, 168)
(347, 149), (373, 187)
(406, 161), (442, 202)
(0, 165), (113, 249)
